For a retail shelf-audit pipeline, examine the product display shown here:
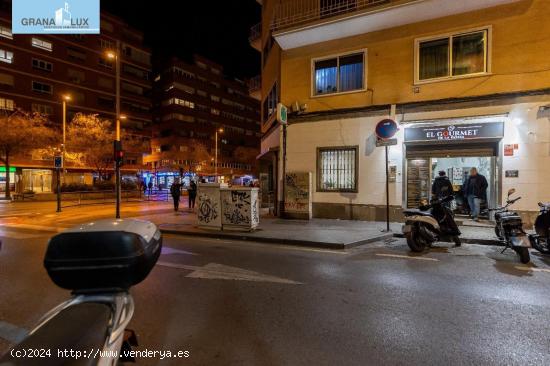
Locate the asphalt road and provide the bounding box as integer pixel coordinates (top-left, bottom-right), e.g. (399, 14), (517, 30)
(1, 223), (550, 366)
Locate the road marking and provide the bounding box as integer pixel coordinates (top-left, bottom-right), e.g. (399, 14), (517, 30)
(514, 266), (550, 273)
(161, 247), (198, 256)
(0, 223), (67, 232)
(157, 261), (303, 284)
(0, 321), (28, 344)
(375, 253), (440, 262)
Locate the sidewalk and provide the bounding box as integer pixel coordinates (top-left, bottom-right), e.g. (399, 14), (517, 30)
(153, 211), (397, 249)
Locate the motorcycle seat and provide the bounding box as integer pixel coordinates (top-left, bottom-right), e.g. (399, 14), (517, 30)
(403, 209), (433, 217)
(1, 303), (111, 365)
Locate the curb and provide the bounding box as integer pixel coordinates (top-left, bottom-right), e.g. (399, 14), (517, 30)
(159, 227), (394, 250)
(392, 233), (502, 246)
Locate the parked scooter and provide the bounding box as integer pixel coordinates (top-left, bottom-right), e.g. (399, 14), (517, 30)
(0, 219), (162, 365)
(529, 201), (550, 254)
(490, 188), (531, 264)
(402, 195), (462, 252)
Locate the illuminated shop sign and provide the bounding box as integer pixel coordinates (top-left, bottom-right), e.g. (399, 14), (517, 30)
(404, 122), (504, 142)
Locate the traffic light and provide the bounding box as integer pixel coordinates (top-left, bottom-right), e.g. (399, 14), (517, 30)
(114, 140), (124, 166)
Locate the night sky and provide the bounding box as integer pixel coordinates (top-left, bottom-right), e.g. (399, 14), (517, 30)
(101, 0), (261, 79)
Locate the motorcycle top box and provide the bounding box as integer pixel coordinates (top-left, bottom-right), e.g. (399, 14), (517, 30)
(44, 219), (162, 292)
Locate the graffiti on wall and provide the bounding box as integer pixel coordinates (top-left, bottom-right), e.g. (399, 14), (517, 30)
(223, 190), (251, 225)
(284, 172), (310, 213)
(198, 193), (218, 224)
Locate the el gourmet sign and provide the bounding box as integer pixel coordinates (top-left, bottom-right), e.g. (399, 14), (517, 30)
(404, 122), (504, 142)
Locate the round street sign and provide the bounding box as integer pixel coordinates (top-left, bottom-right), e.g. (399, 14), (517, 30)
(375, 119), (398, 139)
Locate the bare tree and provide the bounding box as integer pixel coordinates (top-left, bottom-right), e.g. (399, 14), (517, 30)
(0, 109), (57, 199)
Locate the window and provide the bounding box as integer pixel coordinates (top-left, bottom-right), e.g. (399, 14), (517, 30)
(263, 83), (277, 122)
(32, 81), (52, 94)
(122, 82), (144, 95)
(0, 73), (14, 86)
(163, 98), (195, 109)
(210, 95), (220, 102)
(98, 77), (114, 90)
(32, 58), (53, 72)
(67, 47), (86, 61)
(0, 98), (14, 111)
(32, 103), (53, 115)
(313, 52), (365, 96)
(0, 25), (12, 39)
(0, 49), (13, 64)
(416, 29), (488, 82)
(197, 90), (207, 97)
(31, 38), (52, 51)
(98, 57), (113, 69)
(123, 64), (149, 80)
(100, 39), (113, 49)
(67, 68), (85, 83)
(211, 108), (220, 115)
(317, 147), (358, 192)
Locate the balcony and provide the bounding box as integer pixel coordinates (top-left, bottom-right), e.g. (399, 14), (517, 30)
(249, 22), (262, 51)
(271, 0), (521, 50)
(248, 75), (261, 101)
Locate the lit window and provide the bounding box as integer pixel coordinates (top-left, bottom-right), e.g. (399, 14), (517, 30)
(211, 108), (220, 115)
(0, 49), (13, 64)
(317, 147), (358, 192)
(0, 98), (15, 111)
(31, 38), (52, 51)
(417, 29), (488, 82)
(313, 52), (364, 95)
(0, 26), (12, 39)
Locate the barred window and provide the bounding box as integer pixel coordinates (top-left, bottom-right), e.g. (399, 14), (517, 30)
(317, 146), (358, 192)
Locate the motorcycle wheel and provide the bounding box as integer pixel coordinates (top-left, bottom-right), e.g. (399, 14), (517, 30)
(531, 238), (550, 254)
(406, 227), (427, 252)
(513, 247), (530, 264)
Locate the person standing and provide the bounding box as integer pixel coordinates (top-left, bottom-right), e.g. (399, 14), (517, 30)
(188, 180), (197, 210)
(147, 181), (153, 195)
(170, 179), (182, 212)
(432, 170), (454, 200)
(463, 167), (488, 221)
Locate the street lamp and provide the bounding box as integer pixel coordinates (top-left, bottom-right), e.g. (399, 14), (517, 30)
(215, 128), (223, 183)
(106, 42), (122, 218)
(56, 94), (71, 213)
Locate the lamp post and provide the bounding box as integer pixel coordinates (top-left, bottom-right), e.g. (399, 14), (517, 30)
(56, 94), (71, 213)
(107, 41), (122, 219)
(215, 128), (223, 183)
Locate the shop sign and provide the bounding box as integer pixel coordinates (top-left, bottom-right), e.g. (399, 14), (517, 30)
(0, 167), (16, 173)
(505, 170), (519, 178)
(404, 122), (504, 142)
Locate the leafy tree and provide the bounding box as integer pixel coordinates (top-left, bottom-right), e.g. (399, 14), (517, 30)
(0, 109), (57, 199)
(66, 113), (146, 181)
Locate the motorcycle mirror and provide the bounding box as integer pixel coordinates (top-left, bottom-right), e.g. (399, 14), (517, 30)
(507, 188), (516, 197)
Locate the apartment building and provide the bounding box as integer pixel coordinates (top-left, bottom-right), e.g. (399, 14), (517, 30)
(261, 0), (550, 224)
(0, 4), (152, 194)
(145, 56), (261, 188)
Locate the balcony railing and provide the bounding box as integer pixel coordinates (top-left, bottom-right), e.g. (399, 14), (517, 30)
(271, 0), (394, 31)
(248, 75), (261, 92)
(249, 22), (262, 43)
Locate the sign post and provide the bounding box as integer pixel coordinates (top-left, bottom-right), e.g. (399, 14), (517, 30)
(277, 103), (288, 217)
(375, 119), (399, 232)
(54, 155), (62, 212)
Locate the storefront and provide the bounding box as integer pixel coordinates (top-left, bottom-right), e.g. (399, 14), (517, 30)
(0, 166), (16, 193)
(403, 121), (504, 216)
(21, 169), (53, 193)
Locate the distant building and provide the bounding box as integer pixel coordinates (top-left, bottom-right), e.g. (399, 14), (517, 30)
(0, 3), (152, 194)
(145, 56), (261, 188)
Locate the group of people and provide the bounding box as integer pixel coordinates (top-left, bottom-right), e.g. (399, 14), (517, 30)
(170, 179), (197, 212)
(431, 167), (488, 221)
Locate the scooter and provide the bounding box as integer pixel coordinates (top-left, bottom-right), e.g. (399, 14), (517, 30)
(0, 219), (162, 365)
(402, 195), (462, 252)
(490, 188), (531, 264)
(529, 201), (550, 254)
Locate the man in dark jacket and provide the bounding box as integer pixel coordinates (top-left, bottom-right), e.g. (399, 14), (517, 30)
(187, 180), (197, 210)
(432, 170), (454, 200)
(170, 179), (182, 212)
(463, 167), (488, 221)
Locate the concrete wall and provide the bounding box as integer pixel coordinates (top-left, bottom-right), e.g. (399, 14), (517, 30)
(280, 0), (549, 112)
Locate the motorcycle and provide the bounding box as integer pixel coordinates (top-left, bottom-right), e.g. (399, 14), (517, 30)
(490, 188), (531, 264)
(529, 201), (550, 254)
(402, 195), (462, 252)
(0, 218), (162, 365)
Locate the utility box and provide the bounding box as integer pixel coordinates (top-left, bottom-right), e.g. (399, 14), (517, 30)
(197, 183), (226, 230)
(221, 187), (260, 231)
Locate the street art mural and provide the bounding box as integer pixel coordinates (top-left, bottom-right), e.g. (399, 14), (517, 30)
(284, 172), (312, 219)
(221, 188), (260, 230)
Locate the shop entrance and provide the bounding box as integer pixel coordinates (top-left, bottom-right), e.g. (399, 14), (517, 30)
(405, 143), (499, 219)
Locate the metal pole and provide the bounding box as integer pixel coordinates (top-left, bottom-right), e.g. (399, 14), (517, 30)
(215, 130), (218, 182)
(56, 168), (61, 212)
(62, 100), (66, 167)
(385, 145), (390, 232)
(281, 124), (287, 217)
(115, 40), (121, 219)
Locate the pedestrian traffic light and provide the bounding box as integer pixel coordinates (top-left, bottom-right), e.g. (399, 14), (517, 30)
(114, 141), (124, 166)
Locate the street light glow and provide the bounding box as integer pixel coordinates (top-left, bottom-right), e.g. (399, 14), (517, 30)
(119, 115), (127, 120)
(106, 51), (116, 59)
(218, 128), (224, 133)
(62, 94), (71, 101)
